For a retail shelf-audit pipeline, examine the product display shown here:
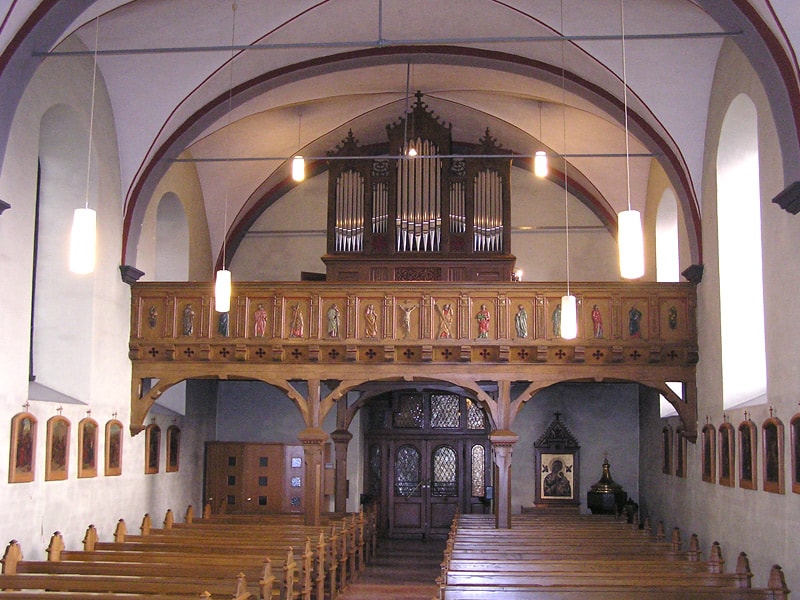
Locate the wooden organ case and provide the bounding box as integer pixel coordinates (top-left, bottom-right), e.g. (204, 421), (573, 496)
(323, 93), (516, 282)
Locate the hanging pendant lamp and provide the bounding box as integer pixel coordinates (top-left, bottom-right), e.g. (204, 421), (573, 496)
(291, 110), (305, 181)
(617, 0), (644, 279)
(534, 101), (548, 177)
(559, 0), (577, 340)
(215, 1), (236, 313)
(69, 16), (100, 275)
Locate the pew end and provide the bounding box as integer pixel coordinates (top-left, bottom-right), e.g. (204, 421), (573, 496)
(1, 541), (22, 575)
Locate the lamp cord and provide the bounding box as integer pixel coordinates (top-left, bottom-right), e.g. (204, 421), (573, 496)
(222, 2), (237, 271)
(403, 61), (410, 154)
(621, 0), (631, 212)
(561, 0), (570, 296)
(84, 16), (100, 210)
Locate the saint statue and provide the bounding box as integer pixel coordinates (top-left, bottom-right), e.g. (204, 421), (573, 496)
(515, 305), (528, 338)
(476, 304), (491, 338)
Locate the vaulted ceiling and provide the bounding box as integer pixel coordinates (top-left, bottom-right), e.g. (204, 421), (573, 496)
(1, 1), (798, 270)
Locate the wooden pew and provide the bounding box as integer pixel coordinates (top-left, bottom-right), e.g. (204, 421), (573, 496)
(437, 512), (790, 600)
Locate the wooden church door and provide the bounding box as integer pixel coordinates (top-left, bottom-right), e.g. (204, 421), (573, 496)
(364, 391), (491, 539)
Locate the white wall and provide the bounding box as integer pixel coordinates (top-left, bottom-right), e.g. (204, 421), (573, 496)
(638, 39), (800, 588)
(0, 37), (212, 560)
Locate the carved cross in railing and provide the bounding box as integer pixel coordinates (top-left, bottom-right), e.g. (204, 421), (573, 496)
(183, 348), (194, 358)
(255, 348), (266, 358)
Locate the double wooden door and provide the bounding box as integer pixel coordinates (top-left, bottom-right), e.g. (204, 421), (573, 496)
(364, 391), (492, 539)
(388, 437), (489, 538)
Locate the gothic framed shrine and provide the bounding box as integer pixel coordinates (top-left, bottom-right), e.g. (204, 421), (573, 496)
(534, 413), (580, 509)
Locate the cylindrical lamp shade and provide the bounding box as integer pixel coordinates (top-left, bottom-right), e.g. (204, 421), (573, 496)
(534, 151), (548, 178)
(618, 209), (645, 279)
(291, 156), (305, 182)
(69, 207), (96, 274)
(214, 269), (232, 313)
(560, 294), (578, 340)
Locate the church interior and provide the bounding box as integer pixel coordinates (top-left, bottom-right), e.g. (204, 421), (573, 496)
(1, 0), (799, 596)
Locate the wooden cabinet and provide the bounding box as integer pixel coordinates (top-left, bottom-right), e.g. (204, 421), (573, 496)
(204, 442), (311, 514)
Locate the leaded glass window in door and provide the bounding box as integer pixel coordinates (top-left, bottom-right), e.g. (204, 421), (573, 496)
(368, 444), (382, 497)
(431, 394), (460, 428)
(467, 399), (486, 429)
(432, 445), (457, 496)
(394, 445), (421, 497)
(394, 395), (424, 428)
(471, 444), (485, 497)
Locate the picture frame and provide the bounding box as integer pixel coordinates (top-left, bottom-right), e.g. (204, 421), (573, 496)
(166, 425), (180, 473)
(539, 452), (575, 500)
(9, 412), (36, 483)
(701, 423), (716, 483)
(77, 417), (98, 478)
(718, 422), (735, 487)
(791, 413), (800, 495)
(145, 423), (161, 474)
(105, 419), (123, 476)
(739, 419), (757, 490)
(45, 415), (70, 481)
(762, 417), (784, 494)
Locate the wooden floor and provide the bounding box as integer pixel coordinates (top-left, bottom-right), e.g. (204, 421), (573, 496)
(340, 537), (446, 600)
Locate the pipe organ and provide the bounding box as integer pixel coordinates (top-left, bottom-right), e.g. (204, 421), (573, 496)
(324, 93), (515, 282)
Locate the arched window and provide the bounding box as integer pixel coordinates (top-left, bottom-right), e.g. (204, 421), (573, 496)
(717, 94), (766, 409)
(655, 189), (680, 282)
(155, 192), (189, 280)
(33, 105), (95, 396)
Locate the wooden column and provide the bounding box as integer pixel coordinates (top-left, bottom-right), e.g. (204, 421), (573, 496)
(330, 429), (353, 514)
(490, 429), (518, 529)
(299, 427), (329, 527)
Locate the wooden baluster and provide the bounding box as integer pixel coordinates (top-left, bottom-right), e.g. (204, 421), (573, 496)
(258, 557), (275, 600)
(140, 513), (152, 536)
(82, 524), (98, 551)
(707, 541), (724, 574)
(734, 551), (753, 587)
(46, 531), (64, 562)
(687, 533), (701, 561)
(329, 523), (339, 599)
(233, 572), (248, 599)
(163, 508), (174, 529)
(338, 520), (348, 591)
(349, 513), (357, 581)
(767, 564), (789, 599)
(185, 504), (194, 524)
(283, 547), (297, 600)
(670, 527), (682, 552)
(656, 521), (665, 542)
(316, 530), (326, 600)
(113, 519), (127, 543)
(357, 510), (366, 571)
(302, 537), (313, 600)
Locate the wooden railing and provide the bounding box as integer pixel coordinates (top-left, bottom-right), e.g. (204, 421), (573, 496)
(127, 281), (698, 434)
